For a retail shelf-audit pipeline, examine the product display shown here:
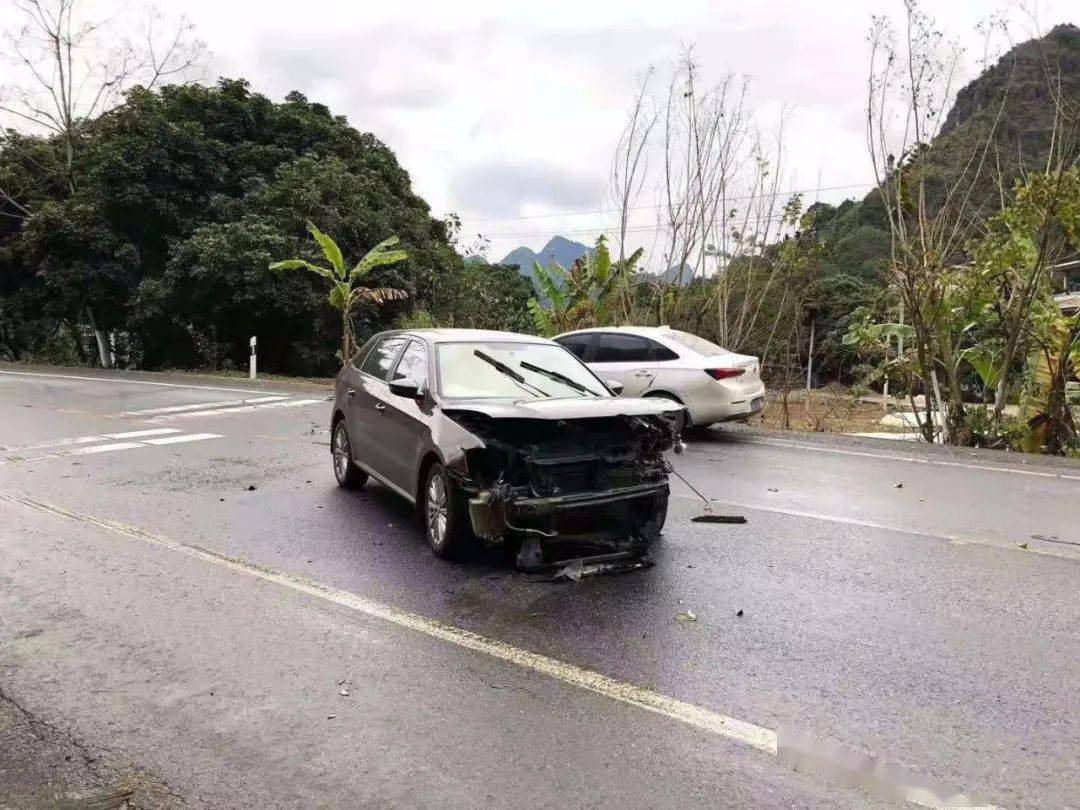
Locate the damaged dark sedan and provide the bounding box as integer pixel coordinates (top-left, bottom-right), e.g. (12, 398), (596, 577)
(330, 329), (683, 570)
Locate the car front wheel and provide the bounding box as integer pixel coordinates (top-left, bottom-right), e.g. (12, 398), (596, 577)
(423, 462), (468, 559)
(332, 420), (368, 489)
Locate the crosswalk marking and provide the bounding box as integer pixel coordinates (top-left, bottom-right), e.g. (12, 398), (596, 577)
(141, 433), (222, 446)
(103, 428), (184, 440)
(70, 441), (146, 455)
(3, 430), (223, 462)
(21, 429), (182, 451)
(159, 398), (323, 419)
(121, 396), (287, 416)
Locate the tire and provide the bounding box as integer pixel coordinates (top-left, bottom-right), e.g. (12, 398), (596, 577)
(421, 462), (469, 559)
(332, 419), (368, 490)
(645, 392), (691, 434)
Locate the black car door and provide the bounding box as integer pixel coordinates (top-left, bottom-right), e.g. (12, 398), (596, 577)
(348, 336), (406, 487)
(380, 339), (431, 496)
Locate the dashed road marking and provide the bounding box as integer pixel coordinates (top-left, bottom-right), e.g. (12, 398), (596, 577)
(0, 492), (997, 808)
(121, 396), (288, 416)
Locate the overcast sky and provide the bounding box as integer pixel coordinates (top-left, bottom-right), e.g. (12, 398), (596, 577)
(4, 0), (1075, 262)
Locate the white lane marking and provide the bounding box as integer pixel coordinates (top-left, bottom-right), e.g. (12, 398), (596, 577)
(2, 493), (775, 751)
(121, 396), (287, 416)
(671, 492), (1079, 562)
(4, 432), (222, 461)
(68, 441), (145, 455)
(102, 428), (183, 440)
(141, 433), (222, 446)
(20, 435), (112, 451)
(13, 429), (181, 451)
(160, 398), (323, 419)
(0, 369), (271, 395)
(705, 437), (1080, 482)
(0, 493), (999, 807)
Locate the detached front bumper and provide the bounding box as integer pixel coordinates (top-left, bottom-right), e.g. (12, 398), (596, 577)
(468, 481), (669, 549)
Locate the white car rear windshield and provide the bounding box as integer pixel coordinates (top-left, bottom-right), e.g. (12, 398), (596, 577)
(667, 330), (727, 356)
(437, 342), (608, 399)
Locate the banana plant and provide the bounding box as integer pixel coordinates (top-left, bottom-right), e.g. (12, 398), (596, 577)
(270, 222), (408, 363)
(526, 235), (641, 336)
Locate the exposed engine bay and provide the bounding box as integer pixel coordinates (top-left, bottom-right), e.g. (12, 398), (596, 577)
(443, 410), (679, 572)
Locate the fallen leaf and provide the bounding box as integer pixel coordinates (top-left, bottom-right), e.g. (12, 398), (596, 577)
(675, 610), (698, 623)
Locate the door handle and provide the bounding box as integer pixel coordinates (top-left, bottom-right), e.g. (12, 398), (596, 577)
(374, 402), (386, 412)
(634, 370), (653, 377)
(347, 387), (356, 398)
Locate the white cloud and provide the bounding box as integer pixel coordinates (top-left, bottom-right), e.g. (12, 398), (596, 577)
(4, 0), (1073, 263)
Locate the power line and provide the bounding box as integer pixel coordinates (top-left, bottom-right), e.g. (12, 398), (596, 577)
(484, 212), (790, 241)
(463, 181), (876, 225)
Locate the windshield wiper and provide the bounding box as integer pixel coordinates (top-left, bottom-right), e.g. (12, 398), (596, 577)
(473, 350), (550, 398)
(519, 361), (601, 397)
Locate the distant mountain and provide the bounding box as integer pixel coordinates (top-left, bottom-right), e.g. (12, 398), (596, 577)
(500, 236), (593, 288)
(463, 254), (489, 265)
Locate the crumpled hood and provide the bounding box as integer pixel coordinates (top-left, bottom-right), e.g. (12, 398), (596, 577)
(441, 396), (682, 421)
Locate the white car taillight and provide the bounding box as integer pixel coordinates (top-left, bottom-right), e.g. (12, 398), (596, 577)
(705, 368), (744, 380)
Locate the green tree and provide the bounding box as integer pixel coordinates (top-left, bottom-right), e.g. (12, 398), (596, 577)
(270, 222), (407, 363)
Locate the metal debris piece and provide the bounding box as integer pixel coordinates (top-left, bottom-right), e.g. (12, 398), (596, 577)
(692, 514), (746, 524)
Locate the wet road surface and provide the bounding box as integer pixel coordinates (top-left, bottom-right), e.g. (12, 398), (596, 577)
(2, 365), (1078, 807)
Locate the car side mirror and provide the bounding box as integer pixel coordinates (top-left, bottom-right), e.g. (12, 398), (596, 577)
(389, 380), (422, 399)
(605, 379), (624, 396)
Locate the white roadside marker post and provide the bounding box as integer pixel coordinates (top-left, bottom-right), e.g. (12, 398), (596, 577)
(249, 336), (257, 380)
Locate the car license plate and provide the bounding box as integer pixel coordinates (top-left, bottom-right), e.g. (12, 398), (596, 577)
(750, 396), (764, 413)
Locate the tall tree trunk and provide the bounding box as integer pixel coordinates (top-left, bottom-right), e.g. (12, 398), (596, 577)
(85, 306), (112, 369)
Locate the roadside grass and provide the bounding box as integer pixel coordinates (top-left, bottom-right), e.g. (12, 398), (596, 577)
(754, 386), (909, 435)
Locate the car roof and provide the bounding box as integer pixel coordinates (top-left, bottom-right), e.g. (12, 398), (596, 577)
(555, 326), (675, 337)
(377, 328), (555, 345)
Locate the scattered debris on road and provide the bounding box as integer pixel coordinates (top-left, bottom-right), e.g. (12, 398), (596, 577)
(736, 609), (744, 617)
(246, 484), (257, 491)
(895, 482), (904, 488)
(675, 610), (698, 623)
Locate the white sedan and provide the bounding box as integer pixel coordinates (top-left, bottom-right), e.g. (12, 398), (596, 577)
(554, 326), (766, 429)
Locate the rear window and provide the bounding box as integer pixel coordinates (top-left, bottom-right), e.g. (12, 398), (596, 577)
(666, 330), (726, 357)
(595, 333), (651, 363)
(556, 333), (596, 360)
(360, 337), (406, 380)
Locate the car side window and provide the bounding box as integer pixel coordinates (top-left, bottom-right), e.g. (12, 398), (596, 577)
(556, 333), (596, 361)
(360, 337), (406, 380)
(646, 339), (680, 361)
(595, 333), (651, 363)
(391, 340), (428, 387)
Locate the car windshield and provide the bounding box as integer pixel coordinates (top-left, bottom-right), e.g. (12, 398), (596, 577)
(666, 329), (727, 356)
(437, 342), (609, 399)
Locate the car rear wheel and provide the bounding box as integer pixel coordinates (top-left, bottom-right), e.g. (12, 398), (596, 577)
(423, 462), (468, 559)
(332, 420), (368, 489)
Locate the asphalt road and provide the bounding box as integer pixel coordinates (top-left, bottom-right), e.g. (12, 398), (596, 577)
(1, 365), (1078, 808)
